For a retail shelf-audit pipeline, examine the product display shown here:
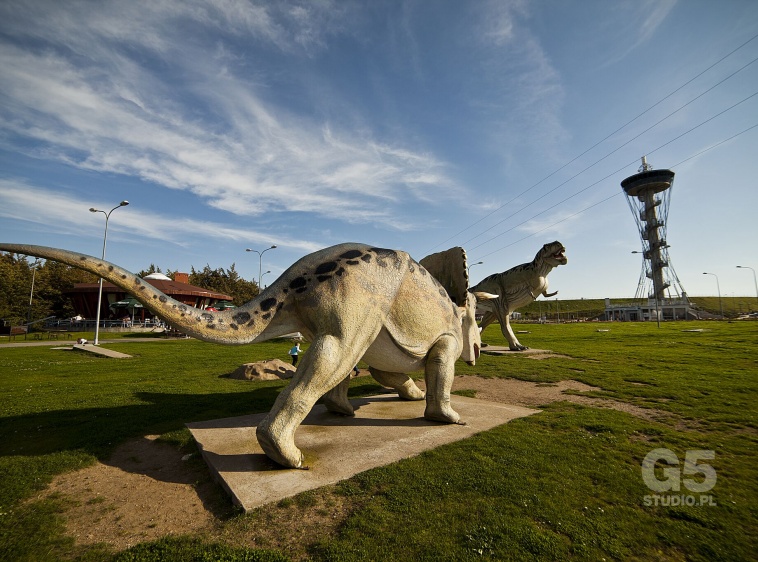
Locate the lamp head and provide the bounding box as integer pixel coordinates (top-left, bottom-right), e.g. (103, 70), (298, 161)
(119, 200), (129, 207)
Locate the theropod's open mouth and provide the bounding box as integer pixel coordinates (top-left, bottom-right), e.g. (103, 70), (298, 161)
(553, 247), (567, 263)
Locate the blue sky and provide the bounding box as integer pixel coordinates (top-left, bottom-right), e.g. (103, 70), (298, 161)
(1, 0), (757, 300)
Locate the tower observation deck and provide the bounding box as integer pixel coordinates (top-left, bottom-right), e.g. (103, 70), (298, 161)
(621, 157), (689, 304)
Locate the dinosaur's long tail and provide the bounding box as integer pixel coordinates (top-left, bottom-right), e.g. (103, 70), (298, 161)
(0, 244), (280, 344)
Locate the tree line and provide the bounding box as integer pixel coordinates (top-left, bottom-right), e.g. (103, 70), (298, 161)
(0, 253), (261, 326)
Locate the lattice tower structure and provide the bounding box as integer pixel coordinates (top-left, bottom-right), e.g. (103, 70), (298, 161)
(621, 157), (689, 302)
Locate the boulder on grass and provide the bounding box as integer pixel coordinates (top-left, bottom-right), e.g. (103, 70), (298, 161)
(227, 359), (296, 381)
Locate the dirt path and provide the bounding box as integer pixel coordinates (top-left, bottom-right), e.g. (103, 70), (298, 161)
(38, 375), (669, 557)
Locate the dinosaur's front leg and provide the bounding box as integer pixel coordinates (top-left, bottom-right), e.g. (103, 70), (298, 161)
(369, 368), (425, 400)
(423, 334), (463, 424)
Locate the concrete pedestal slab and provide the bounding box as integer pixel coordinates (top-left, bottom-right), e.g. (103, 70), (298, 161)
(72, 344), (132, 358)
(187, 394), (539, 512)
(480, 346), (553, 356)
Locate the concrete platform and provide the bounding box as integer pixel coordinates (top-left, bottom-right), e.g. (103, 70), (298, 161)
(480, 346), (553, 356)
(187, 394), (539, 511)
(72, 344), (133, 358)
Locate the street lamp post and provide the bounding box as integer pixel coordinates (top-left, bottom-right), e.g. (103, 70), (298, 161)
(467, 261), (483, 279)
(702, 272), (724, 319)
(736, 266), (758, 310)
(260, 270), (271, 288)
(27, 259), (42, 326)
(90, 200), (129, 344)
(246, 245), (277, 287)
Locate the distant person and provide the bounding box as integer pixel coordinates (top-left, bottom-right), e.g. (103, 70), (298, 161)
(288, 342), (301, 366)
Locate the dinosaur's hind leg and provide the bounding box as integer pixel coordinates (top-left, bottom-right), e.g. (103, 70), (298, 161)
(256, 334), (365, 468)
(369, 368), (425, 400)
(423, 334), (462, 424)
(321, 375), (354, 416)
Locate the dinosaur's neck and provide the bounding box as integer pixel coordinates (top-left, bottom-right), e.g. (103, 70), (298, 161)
(533, 255), (554, 277)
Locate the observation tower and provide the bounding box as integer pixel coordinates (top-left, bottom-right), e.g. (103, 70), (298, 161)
(621, 157), (690, 307)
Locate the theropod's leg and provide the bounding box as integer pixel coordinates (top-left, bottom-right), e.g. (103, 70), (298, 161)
(423, 334), (462, 424)
(369, 368), (425, 400)
(256, 334), (366, 468)
(494, 302), (528, 351)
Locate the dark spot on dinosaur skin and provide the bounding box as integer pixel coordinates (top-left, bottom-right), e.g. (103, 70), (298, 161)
(159, 296), (167, 303)
(80, 256), (87, 261)
(439, 288), (447, 299)
(361, 254), (372, 263)
(134, 278), (141, 285)
(290, 277), (307, 290)
(336, 267), (345, 276)
(153, 295), (158, 299)
(340, 249), (364, 259)
(260, 298), (277, 311)
(317, 275), (331, 282)
(108, 265), (114, 271)
(262, 313), (271, 320)
(409, 262), (415, 273)
(233, 312), (251, 324)
(247, 319), (256, 327)
(296, 287), (307, 294)
(179, 305), (187, 312)
(122, 274), (127, 279)
(277, 302), (284, 311)
(139, 286), (146, 291)
(283, 288), (288, 294)
(419, 267), (427, 276)
(346, 260), (359, 265)
(230, 323), (238, 330)
(370, 247), (401, 269)
(315, 261), (339, 275)
(201, 313), (214, 321)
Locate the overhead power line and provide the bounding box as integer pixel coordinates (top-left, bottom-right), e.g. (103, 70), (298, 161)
(424, 32), (758, 254)
(471, 121), (758, 261)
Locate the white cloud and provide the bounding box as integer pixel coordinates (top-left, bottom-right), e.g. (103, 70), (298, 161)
(0, 0), (459, 230)
(0, 181), (321, 253)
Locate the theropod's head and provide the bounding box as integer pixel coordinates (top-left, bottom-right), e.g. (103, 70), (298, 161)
(539, 241), (567, 267)
(460, 290), (498, 366)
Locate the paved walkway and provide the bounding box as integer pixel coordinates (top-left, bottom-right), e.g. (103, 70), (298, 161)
(0, 337), (190, 348)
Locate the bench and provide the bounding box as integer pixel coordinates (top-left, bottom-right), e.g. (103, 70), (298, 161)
(8, 326), (28, 340)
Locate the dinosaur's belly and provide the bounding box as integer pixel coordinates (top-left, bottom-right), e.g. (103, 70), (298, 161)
(362, 328), (427, 373)
(508, 289), (538, 311)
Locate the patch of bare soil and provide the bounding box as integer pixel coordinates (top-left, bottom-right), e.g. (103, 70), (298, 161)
(41, 375), (672, 559)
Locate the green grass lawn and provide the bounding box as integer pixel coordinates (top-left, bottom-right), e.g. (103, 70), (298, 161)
(1, 321), (756, 561)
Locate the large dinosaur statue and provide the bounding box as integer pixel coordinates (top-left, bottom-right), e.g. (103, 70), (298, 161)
(470, 241), (567, 351)
(0, 242), (496, 468)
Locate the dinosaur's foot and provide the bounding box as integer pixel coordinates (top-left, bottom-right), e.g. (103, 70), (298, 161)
(509, 344), (529, 351)
(424, 404), (461, 424)
(256, 422), (304, 469)
(397, 380), (425, 401)
(322, 395), (356, 416)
